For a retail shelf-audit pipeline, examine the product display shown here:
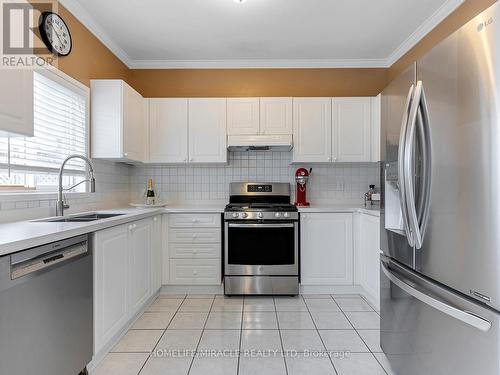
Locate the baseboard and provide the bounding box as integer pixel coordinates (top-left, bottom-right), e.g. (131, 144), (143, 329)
(161, 284), (224, 295)
(87, 289), (161, 371)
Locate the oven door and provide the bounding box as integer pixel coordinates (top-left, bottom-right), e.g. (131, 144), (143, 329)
(224, 221), (298, 276)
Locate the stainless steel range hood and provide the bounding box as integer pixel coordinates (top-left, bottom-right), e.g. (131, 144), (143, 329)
(227, 135), (293, 152)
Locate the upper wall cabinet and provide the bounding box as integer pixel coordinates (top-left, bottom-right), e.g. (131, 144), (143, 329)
(91, 80), (145, 163)
(332, 97), (372, 162)
(148, 98), (188, 163)
(227, 98), (260, 135)
(188, 98), (227, 163)
(371, 94), (381, 162)
(227, 97), (292, 136)
(0, 69), (33, 137)
(292, 98), (332, 163)
(260, 97), (292, 135)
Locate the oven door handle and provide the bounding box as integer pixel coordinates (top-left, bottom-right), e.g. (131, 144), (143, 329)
(228, 223), (295, 228)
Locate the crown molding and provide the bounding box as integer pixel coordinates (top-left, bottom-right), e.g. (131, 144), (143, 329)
(59, 0), (133, 67)
(60, 0), (465, 70)
(128, 59), (388, 69)
(386, 0), (465, 66)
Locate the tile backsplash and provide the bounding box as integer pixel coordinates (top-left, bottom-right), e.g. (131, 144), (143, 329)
(0, 152), (380, 222)
(130, 151), (380, 205)
(0, 160), (131, 223)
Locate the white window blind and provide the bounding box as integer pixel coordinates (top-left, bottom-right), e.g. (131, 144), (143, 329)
(0, 70), (89, 191)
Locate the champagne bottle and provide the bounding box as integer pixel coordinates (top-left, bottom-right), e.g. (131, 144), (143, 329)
(146, 178), (155, 205)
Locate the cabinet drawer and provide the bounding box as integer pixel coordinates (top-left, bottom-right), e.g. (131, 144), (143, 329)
(169, 259), (221, 285)
(168, 228), (221, 243)
(169, 243), (221, 259)
(168, 214), (221, 228)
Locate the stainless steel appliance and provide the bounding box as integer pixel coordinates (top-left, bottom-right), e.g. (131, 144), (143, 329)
(0, 235), (93, 375)
(381, 3), (500, 374)
(224, 182), (299, 295)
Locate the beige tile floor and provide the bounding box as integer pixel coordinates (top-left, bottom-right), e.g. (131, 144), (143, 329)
(91, 294), (395, 375)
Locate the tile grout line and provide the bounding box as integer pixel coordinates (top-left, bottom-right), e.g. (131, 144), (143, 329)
(305, 295), (339, 375)
(237, 297), (245, 375)
(185, 294), (216, 375)
(136, 294), (188, 375)
(333, 294), (388, 375)
(273, 297), (289, 375)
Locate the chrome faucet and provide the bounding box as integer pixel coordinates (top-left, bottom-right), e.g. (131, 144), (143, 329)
(56, 154), (96, 216)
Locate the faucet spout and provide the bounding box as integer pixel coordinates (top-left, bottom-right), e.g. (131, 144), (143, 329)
(56, 154), (96, 216)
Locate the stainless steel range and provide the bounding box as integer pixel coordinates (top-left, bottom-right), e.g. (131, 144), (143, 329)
(224, 182), (299, 296)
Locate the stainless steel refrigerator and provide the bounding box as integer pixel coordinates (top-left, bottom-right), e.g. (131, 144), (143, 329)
(380, 2), (500, 374)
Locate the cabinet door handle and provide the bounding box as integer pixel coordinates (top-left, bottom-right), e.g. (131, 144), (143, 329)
(333, 157), (337, 162)
(153, 217), (158, 222)
(124, 152), (128, 157)
(128, 224), (134, 231)
(193, 270), (198, 276)
(192, 218), (198, 223)
(189, 158), (194, 162)
(327, 157), (331, 161)
(302, 215), (307, 219)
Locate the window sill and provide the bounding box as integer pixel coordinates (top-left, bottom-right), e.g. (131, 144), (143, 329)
(0, 191), (91, 202)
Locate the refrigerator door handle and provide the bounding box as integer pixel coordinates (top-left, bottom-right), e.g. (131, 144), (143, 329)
(381, 260), (492, 332)
(398, 84), (415, 247)
(404, 80), (428, 249)
(416, 85), (432, 246)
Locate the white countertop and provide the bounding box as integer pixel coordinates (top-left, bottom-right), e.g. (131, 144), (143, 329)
(0, 202), (377, 257)
(298, 204), (380, 216)
(0, 208), (165, 257)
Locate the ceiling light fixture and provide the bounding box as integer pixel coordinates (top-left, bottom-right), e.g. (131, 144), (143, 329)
(234, 0), (247, 3)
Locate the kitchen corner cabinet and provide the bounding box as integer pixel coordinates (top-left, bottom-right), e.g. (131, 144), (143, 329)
(292, 98), (332, 163)
(93, 216), (161, 356)
(300, 213), (353, 285)
(0, 69), (33, 137)
(332, 97), (372, 162)
(91, 80), (145, 163)
(371, 94), (381, 162)
(188, 98), (227, 163)
(359, 213), (380, 308)
(148, 98), (188, 163)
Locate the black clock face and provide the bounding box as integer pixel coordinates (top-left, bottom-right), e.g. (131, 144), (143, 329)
(39, 12), (72, 56)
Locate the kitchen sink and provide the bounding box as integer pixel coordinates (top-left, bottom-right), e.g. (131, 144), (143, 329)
(34, 213), (124, 223)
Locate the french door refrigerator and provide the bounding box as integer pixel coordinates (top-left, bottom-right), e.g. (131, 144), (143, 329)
(380, 2), (500, 374)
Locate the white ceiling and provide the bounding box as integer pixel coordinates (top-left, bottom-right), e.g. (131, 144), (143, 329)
(60, 0), (465, 69)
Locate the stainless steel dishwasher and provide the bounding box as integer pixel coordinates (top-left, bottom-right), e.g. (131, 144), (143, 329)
(0, 235), (93, 375)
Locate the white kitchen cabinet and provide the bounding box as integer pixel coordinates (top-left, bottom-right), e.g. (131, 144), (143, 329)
(260, 97), (292, 135)
(292, 98), (332, 162)
(359, 213), (380, 308)
(300, 212), (353, 285)
(94, 216), (160, 357)
(371, 94), (381, 162)
(332, 97), (372, 162)
(148, 98), (188, 163)
(166, 213), (222, 286)
(0, 69), (33, 137)
(93, 224), (129, 354)
(188, 98), (227, 163)
(91, 80), (145, 163)
(227, 98), (260, 135)
(129, 219), (152, 314)
(151, 215), (163, 293)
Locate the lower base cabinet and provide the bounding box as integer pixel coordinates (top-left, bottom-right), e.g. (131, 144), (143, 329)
(93, 215), (162, 356)
(359, 213), (380, 307)
(300, 212), (354, 285)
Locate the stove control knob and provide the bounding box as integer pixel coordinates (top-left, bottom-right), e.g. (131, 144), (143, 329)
(240, 212), (248, 219)
(232, 213), (238, 218)
(275, 212), (282, 218)
(283, 212), (289, 218)
(257, 212), (263, 219)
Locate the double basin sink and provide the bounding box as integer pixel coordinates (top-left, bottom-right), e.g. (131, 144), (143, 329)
(35, 213), (124, 223)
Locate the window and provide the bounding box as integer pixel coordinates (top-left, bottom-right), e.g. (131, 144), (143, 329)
(0, 69), (90, 192)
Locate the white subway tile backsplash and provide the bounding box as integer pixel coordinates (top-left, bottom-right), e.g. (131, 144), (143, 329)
(131, 151), (380, 205)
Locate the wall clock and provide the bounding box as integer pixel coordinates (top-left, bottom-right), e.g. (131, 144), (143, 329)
(39, 12), (72, 56)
